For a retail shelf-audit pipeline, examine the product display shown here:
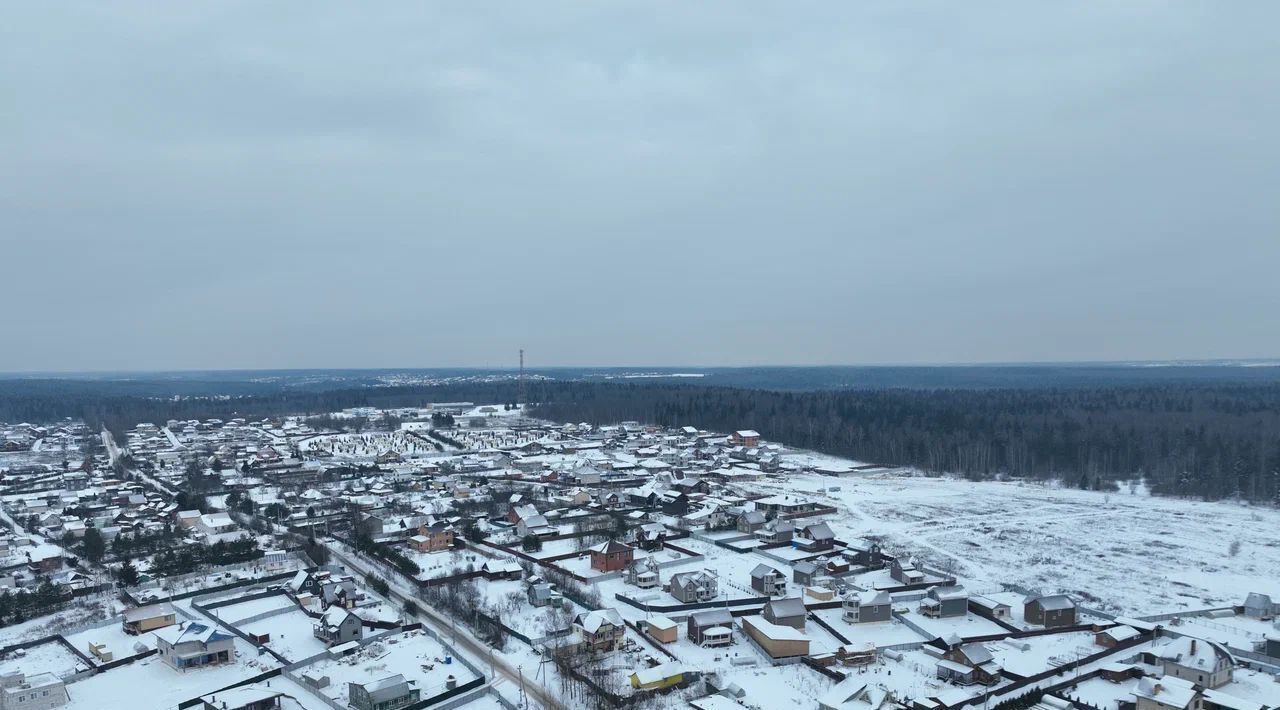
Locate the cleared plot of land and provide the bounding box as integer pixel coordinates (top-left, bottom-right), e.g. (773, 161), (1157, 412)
(0, 639), (87, 678)
(238, 608), (329, 662)
(763, 471), (1280, 616)
(63, 624), (155, 666)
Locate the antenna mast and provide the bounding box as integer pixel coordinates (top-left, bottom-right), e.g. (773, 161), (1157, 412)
(518, 349), (526, 408)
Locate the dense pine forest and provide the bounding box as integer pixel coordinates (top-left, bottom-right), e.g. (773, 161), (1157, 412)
(3, 375), (1280, 504)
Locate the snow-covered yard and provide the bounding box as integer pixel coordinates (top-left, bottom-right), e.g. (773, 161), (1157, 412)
(237, 608), (329, 662)
(301, 629), (479, 705)
(61, 636), (279, 710)
(0, 638), (87, 678)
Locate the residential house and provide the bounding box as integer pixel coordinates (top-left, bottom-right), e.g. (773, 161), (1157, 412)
(1242, 592), (1278, 620)
(515, 509), (552, 538)
(196, 513), (237, 537)
(1024, 594), (1077, 628)
(155, 621), (236, 670)
(411, 520), (455, 553)
(736, 511), (766, 534)
(349, 674), (420, 710)
(1095, 625), (1142, 648)
(573, 609), (626, 653)
(750, 564), (787, 596)
(661, 492), (690, 517)
(817, 678), (891, 710)
(1144, 637), (1234, 689)
(730, 431), (760, 447)
(1132, 676), (1201, 710)
(122, 603), (177, 635)
(0, 672), (69, 710)
(889, 557), (924, 585)
(313, 607), (362, 646)
(921, 586), (969, 618)
(843, 590), (892, 623)
(761, 597), (806, 630)
(842, 540), (883, 568)
(589, 540), (634, 573)
(687, 609), (734, 647)
(669, 570), (718, 603)
(626, 558), (660, 589)
(936, 642), (1002, 686)
(632, 523), (667, 551)
(795, 522), (835, 552)
(755, 519), (794, 545)
(198, 686), (283, 710)
(793, 561), (821, 587)
(527, 581), (556, 608)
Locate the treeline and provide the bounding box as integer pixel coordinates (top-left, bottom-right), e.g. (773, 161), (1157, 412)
(8, 377), (1280, 503)
(531, 382), (1280, 504)
(149, 537), (262, 576)
(0, 581), (68, 627)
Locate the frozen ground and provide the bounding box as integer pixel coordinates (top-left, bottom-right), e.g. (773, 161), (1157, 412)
(751, 471), (1280, 615)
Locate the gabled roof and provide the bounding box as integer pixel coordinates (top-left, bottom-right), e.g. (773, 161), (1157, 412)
(575, 608), (623, 633)
(803, 522), (834, 540)
(590, 540), (633, 555)
(751, 563), (783, 579)
(1028, 593), (1075, 611)
(766, 597), (806, 619)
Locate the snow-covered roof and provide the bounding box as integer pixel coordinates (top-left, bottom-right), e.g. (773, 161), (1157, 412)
(575, 608), (623, 633)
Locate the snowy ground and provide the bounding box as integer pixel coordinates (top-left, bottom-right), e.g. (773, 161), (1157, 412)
(750, 471), (1280, 615)
(62, 624), (154, 666)
(985, 630), (1097, 677)
(302, 629), (479, 705)
(810, 608), (929, 648)
(237, 608), (329, 662)
(61, 636), (279, 710)
(0, 638), (87, 678)
(211, 594), (298, 625)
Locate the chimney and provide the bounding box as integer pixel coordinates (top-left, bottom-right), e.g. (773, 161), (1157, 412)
(1190, 639), (1197, 655)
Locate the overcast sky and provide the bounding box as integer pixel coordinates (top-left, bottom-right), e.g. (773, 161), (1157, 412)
(2, 3), (1278, 372)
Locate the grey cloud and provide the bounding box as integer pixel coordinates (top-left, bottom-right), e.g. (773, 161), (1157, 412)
(1, 2), (1278, 370)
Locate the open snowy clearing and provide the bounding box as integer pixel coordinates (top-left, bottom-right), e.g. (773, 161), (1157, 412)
(750, 471), (1280, 615)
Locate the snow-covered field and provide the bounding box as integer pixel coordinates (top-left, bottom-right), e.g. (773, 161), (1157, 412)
(755, 470), (1280, 615)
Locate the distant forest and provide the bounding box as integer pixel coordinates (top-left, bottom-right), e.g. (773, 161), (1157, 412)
(531, 383), (1280, 504)
(3, 376), (1280, 504)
